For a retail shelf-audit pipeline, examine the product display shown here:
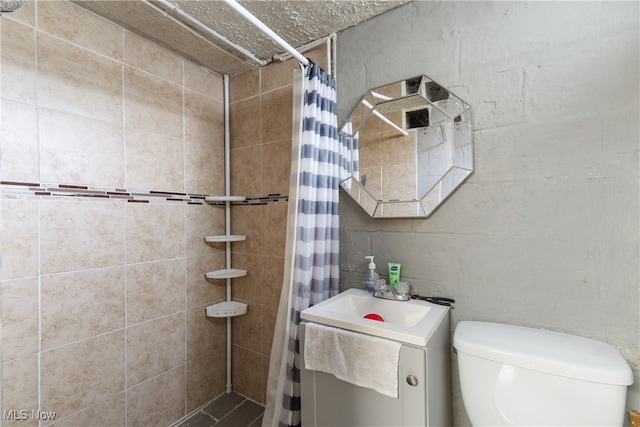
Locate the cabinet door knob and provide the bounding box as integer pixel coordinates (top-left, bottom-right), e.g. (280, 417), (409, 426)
(406, 375), (418, 386)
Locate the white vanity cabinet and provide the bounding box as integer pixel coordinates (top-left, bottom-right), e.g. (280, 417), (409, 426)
(300, 312), (451, 427)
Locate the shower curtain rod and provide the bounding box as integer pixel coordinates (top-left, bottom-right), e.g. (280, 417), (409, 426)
(222, 0), (310, 66)
(153, 0), (309, 67)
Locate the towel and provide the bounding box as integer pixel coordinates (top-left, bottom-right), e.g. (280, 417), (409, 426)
(303, 322), (402, 398)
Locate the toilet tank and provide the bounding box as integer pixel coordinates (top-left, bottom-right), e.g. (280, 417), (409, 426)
(453, 321), (634, 426)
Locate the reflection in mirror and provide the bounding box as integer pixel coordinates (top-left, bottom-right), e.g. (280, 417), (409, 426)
(339, 75), (473, 218)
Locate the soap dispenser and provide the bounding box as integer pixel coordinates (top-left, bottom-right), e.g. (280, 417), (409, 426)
(364, 256), (379, 294)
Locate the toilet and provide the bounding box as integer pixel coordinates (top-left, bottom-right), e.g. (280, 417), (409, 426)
(453, 321), (634, 426)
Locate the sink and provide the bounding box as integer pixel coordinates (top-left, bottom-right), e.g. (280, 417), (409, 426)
(300, 288), (449, 346)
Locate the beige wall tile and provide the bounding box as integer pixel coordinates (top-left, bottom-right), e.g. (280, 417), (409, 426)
(229, 69), (259, 102)
(261, 203), (287, 257)
(186, 353), (226, 413)
(186, 306), (225, 361)
(41, 267), (126, 351)
(231, 345), (263, 403)
(230, 145), (262, 196)
(184, 61), (223, 100)
(185, 89), (224, 147)
(230, 253), (263, 305)
(5, 0), (35, 27)
(262, 304), (278, 357)
(127, 366), (186, 427)
(49, 393), (126, 427)
(260, 57), (297, 94)
(125, 202), (185, 263)
(261, 255), (284, 309)
(185, 203), (225, 258)
(40, 331), (125, 420)
(1, 19), (36, 104)
(0, 198), (39, 280)
(126, 313), (185, 387)
(261, 86), (293, 144)
(1, 355), (39, 427)
(125, 128), (185, 192)
(261, 140), (291, 195)
(124, 65), (183, 139)
(305, 44), (330, 72)
(37, 0), (123, 61)
(1, 100), (38, 182)
(1, 278), (39, 362)
(126, 259), (185, 325)
(39, 108), (125, 187)
(231, 205), (263, 255)
(184, 141), (224, 195)
(40, 199), (125, 274)
(230, 96), (261, 149)
(186, 253), (225, 310)
(37, 33), (123, 124)
(261, 355), (270, 405)
(232, 302), (262, 353)
(124, 32), (181, 84)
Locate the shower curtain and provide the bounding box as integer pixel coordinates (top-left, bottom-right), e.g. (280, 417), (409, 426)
(263, 61), (349, 427)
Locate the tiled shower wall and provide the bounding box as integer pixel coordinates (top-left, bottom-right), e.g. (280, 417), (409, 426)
(227, 46), (330, 404)
(1, 1), (229, 425)
(1, 0), (332, 423)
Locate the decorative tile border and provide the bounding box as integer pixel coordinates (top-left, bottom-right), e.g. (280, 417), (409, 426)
(0, 181), (288, 206)
(206, 194), (289, 206)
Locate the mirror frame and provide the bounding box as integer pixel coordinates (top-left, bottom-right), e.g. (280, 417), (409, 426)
(339, 75), (473, 218)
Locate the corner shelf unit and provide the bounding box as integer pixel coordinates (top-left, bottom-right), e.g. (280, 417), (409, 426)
(208, 74), (244, 394)
(205, 235), (246, 243)
(206, 301), (247, 317)
(204, 195), (248, 318)
(205, 268), (247, 280)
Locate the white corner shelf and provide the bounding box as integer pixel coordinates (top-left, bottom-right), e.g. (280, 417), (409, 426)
(204, 191), (247, 323)
(205, 195), (246, 203)
(205, 235), (246, 243)
(205, 268), (247, 280)
(206, 301), (247, 317)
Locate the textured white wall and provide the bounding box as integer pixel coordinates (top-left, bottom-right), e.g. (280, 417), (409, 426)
(336, 1), (639, 424)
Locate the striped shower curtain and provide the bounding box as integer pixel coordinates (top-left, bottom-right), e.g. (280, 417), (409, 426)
(263, 61), (349, 427)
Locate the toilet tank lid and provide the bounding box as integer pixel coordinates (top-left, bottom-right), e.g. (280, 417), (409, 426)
(453, 321), (633, 386)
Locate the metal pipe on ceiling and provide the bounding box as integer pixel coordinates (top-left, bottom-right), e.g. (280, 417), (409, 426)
(150, 0), (267, 66)
(150, 0), (310, 68)
(222, 0), (310, 66)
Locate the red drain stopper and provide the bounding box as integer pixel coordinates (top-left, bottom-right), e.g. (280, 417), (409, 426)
(364, 313), (384, 322)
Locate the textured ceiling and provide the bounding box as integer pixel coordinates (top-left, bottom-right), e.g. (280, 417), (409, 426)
(73, 0), (410, 76)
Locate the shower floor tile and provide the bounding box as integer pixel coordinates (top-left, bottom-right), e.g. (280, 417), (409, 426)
(176, 392), (264, 427)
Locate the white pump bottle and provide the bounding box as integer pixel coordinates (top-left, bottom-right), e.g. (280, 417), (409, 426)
(364, 256), (379, 293)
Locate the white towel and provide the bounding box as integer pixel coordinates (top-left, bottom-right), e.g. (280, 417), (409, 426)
(303, 322), (402, 398)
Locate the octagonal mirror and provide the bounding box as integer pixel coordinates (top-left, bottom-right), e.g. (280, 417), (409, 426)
(339, 75), (473, 218)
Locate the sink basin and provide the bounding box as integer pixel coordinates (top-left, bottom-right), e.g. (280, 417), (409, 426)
(300, 288), (449, 346)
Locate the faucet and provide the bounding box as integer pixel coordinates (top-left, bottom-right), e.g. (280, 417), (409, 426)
(373, 283), (410, 301)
